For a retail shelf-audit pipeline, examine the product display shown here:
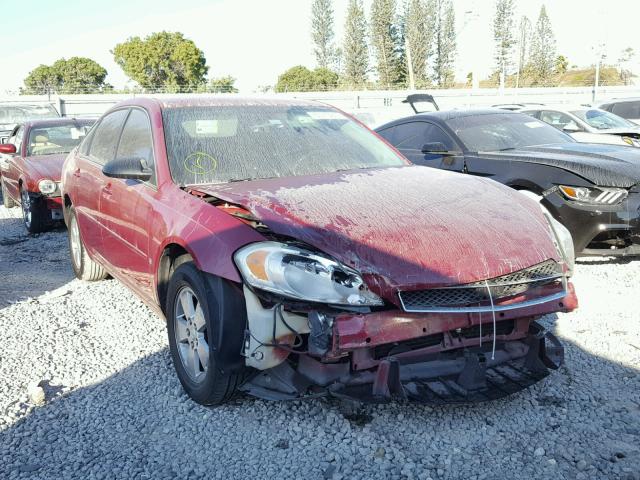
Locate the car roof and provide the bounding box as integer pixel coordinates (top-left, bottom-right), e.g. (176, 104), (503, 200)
(376, 108), (520, 129)
(599, 97), (640, 104)
(22, 117), (95, 129)
(521, 105), (595, 113)
(114, 96), (327, 110)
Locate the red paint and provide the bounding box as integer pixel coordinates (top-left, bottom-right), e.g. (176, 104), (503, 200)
(334, 282), (577, 353)
(196, 166), (563, 303)
(1, 119), (94, 214)
(61, 97), (577, 354)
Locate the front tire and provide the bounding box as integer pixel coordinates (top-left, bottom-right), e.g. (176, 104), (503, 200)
(1, 178), (15, 208)
(67, 206), (108, 281)
(166, 262), (247, 405)
(20, 188), (47, 234)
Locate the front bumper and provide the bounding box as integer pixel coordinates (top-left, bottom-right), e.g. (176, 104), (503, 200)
(239, 284), (577, 404)
(545, 188), (640, 256)
(329, 323), (563, 404)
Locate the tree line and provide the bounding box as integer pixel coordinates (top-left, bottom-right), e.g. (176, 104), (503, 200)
(21, 2), (635, 95)
(22, 32), (238, 95)
(276, 0), (635, 92)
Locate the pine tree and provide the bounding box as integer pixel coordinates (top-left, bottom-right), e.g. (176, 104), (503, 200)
(405, 0), (433, 87)
(528, 5), (556, 85)
(311, 0), (336, 69)
(493, 0), (515, 79)
(342, 0), (369, 86)
(432, 0), (456, 87)
(370, 0), (400, 88)
(516, 16), (532, 79)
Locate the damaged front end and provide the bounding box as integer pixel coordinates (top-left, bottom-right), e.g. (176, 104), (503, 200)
(237, 259), (577, 404)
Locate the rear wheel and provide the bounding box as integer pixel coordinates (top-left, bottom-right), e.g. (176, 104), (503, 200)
(166, 262), (247, 405)
(1, 178), (15, 208)
(20, 187), (47, 234)
(67, 206), (108, 281)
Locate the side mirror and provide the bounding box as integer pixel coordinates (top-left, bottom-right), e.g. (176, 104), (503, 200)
(421, 142), (448, 154)
(562, 122), (581, 133)
(0, 143), (17, 154)
(103, 157), (152, 181)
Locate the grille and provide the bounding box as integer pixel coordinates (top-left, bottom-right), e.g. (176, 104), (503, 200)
(399, 260), (562, 312)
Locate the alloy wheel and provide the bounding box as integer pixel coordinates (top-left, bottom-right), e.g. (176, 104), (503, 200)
(174, 286), (209, 383)
(69, 214), (82, 270)
(20, 189), (31, 229)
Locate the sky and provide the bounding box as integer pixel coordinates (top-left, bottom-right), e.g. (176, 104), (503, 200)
(1, 0), (639, 94)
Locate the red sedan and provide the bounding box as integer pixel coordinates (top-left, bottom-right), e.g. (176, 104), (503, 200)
(61, 97), (577, 405)
(0, 118), (94, 233)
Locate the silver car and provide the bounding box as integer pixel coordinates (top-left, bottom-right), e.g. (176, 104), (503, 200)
(521, 105), (640, 148)
(0, 103), (60, 143)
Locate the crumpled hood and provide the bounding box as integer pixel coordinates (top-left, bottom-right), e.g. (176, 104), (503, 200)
(196, 166), (559, 295)
(23, 154), (67, 182)
(481, 144), (640, 188)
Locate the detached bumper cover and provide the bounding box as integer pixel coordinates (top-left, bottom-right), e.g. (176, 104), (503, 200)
(329, 323), (563, 404)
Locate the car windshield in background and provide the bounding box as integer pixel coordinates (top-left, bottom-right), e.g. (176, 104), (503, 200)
(27, 124), (91, 156)
(162, 105), (405, 185)
(571, 109), (637, 130)
(446, 113), (573, 152)
(0, 105), (58, 126)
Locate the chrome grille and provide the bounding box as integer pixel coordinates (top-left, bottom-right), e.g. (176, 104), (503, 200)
(399, 260), (564, 313)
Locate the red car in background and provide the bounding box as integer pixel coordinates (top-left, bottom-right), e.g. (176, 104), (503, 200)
(61, 97), (577, 406)
(0, 118), (94, 233)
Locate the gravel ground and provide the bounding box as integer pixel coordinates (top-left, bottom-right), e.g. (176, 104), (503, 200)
(1, 203), (639, 480)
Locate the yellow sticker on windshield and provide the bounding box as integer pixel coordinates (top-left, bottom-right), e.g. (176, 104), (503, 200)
(183, 152), (217, 175)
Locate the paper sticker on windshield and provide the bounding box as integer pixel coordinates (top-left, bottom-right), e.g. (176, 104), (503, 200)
(195, 120), (218, 135)
(306, 111), (344, 120)
(524, 121), (544, 128)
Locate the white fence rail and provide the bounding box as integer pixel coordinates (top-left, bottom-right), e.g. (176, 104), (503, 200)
(2, 85), (640, 127)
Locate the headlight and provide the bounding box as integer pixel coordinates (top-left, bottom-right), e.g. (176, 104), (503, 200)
(559, 185), (627, 205)
(541, 209), (575, 276)
(38, 179), (58, 195)
(234, 241), (384, 306)
(621, 136), (640, 147)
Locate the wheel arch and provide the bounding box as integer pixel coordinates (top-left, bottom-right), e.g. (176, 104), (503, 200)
(156, 242), (195, 315)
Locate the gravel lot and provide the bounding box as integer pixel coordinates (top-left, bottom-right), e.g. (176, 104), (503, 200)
(1, 203), (639, 480)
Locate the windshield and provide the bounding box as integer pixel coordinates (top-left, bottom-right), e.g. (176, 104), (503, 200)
(27, 123), (92, 156)
(571, 109), (637, 130)
(446, 113), (573, 151)
(0, 105), (59, 127)
(162, 105), (405, 186)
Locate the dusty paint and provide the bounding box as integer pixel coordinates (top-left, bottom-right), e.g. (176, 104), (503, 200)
(195, 165), (561, 303)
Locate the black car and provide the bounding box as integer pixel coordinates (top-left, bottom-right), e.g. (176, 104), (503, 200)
(376, 108), (640, 257)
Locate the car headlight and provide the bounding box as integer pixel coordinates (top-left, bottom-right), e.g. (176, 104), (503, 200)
(234, 241), (384, 306)
(541, 209), (575, 276)
(559, 185), (628, 205)
(38, 179), (58, 195)
(621, 136), (640, 147)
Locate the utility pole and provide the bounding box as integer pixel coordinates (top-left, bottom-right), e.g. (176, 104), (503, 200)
(592, 43), (604, 104)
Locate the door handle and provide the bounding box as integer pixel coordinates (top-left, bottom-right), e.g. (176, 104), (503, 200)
(102, 183), (113, 197)
(73, 168), (81, 178)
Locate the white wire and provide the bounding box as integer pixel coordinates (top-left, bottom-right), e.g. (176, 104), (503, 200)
(485, 280), (497, 360)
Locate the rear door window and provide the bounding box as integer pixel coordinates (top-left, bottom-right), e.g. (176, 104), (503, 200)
(88, 109), (129, 165)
